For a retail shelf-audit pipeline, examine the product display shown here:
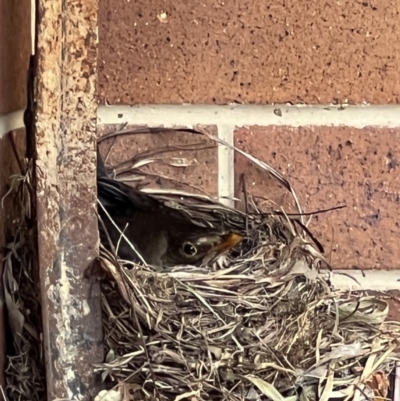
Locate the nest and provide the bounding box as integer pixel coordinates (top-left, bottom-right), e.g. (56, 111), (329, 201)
(1, 127), (399, 401)
(94, 128), (400, 401)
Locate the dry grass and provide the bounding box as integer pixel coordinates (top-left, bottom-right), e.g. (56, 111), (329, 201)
(1, 158), (46, 401)
(1, 127), (399, 401)
(94, 127), (400, 401)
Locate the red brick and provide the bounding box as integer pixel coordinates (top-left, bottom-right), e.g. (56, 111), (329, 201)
(99, 0), (400, 105)
(234, 126), (400, 270)
(376, 291), (400, 323)
(97, 125), (219, 197)
(0, 0), (30, 114)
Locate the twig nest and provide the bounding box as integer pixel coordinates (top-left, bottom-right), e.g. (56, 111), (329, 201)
(97, 229), (399, 401)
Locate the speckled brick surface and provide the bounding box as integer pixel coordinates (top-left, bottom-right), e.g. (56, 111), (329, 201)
(234, 126), (400, 270)
(0, 0), (30, 114)
(383, 291), (400, 322)
(99, 0), (400, 105)
(97, 125), (219, 196)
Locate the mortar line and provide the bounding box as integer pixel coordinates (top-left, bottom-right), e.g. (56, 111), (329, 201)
(217, 124), (235, 207)
(0, 110), (24, 138)
(98, 104), (400, 129)
(329, 269), (400, 291)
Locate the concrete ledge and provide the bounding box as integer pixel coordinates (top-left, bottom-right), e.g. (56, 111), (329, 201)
(4, 104), (400, 141)
(217, 124), (235, 207)
(98, 104), (400, 128)
(330, 270), (400, 291)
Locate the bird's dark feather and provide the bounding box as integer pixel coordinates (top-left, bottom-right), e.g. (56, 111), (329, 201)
(96, 148), (248, 268)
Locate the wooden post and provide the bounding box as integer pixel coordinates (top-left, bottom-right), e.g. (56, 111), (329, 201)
(35, 0), (103, 399)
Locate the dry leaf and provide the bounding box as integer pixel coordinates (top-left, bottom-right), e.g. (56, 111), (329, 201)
(366, 370), (390, 401)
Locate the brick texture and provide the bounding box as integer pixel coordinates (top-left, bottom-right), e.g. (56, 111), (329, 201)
(97, 125), (219, 197)
(0, 0), (30, 114)
(99, 0), (400, 105)
(371, 291), (400, 323)
(234, 126), (400, 270)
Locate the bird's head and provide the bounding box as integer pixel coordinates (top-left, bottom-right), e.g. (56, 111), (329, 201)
(162, 231), (244, 267)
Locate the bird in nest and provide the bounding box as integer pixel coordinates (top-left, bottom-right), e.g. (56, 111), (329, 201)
(97, 147), (247, 270)
(96, 126), (325, 271)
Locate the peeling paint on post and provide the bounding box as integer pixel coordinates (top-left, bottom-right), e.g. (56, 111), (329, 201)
(35, 0), (102, 400)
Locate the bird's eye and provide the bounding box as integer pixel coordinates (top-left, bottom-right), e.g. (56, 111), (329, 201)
(182, 242), (197, 256)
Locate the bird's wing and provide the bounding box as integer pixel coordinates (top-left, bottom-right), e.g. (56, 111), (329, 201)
(97, 147), (162, 211)
(148, 192), (249, 233)
(98, 175), (166, 213)
(97, 147), (248, 232)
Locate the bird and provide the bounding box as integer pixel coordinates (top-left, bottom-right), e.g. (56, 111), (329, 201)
(96, 148), (246, 270)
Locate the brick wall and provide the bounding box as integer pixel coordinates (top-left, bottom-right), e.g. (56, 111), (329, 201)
(97, 0), (400, 275)
(1, 0), (399, 395)
(98, 0), (400, 105)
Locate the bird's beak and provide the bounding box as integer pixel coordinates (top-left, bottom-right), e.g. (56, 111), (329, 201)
(211, 233), (244, 254)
